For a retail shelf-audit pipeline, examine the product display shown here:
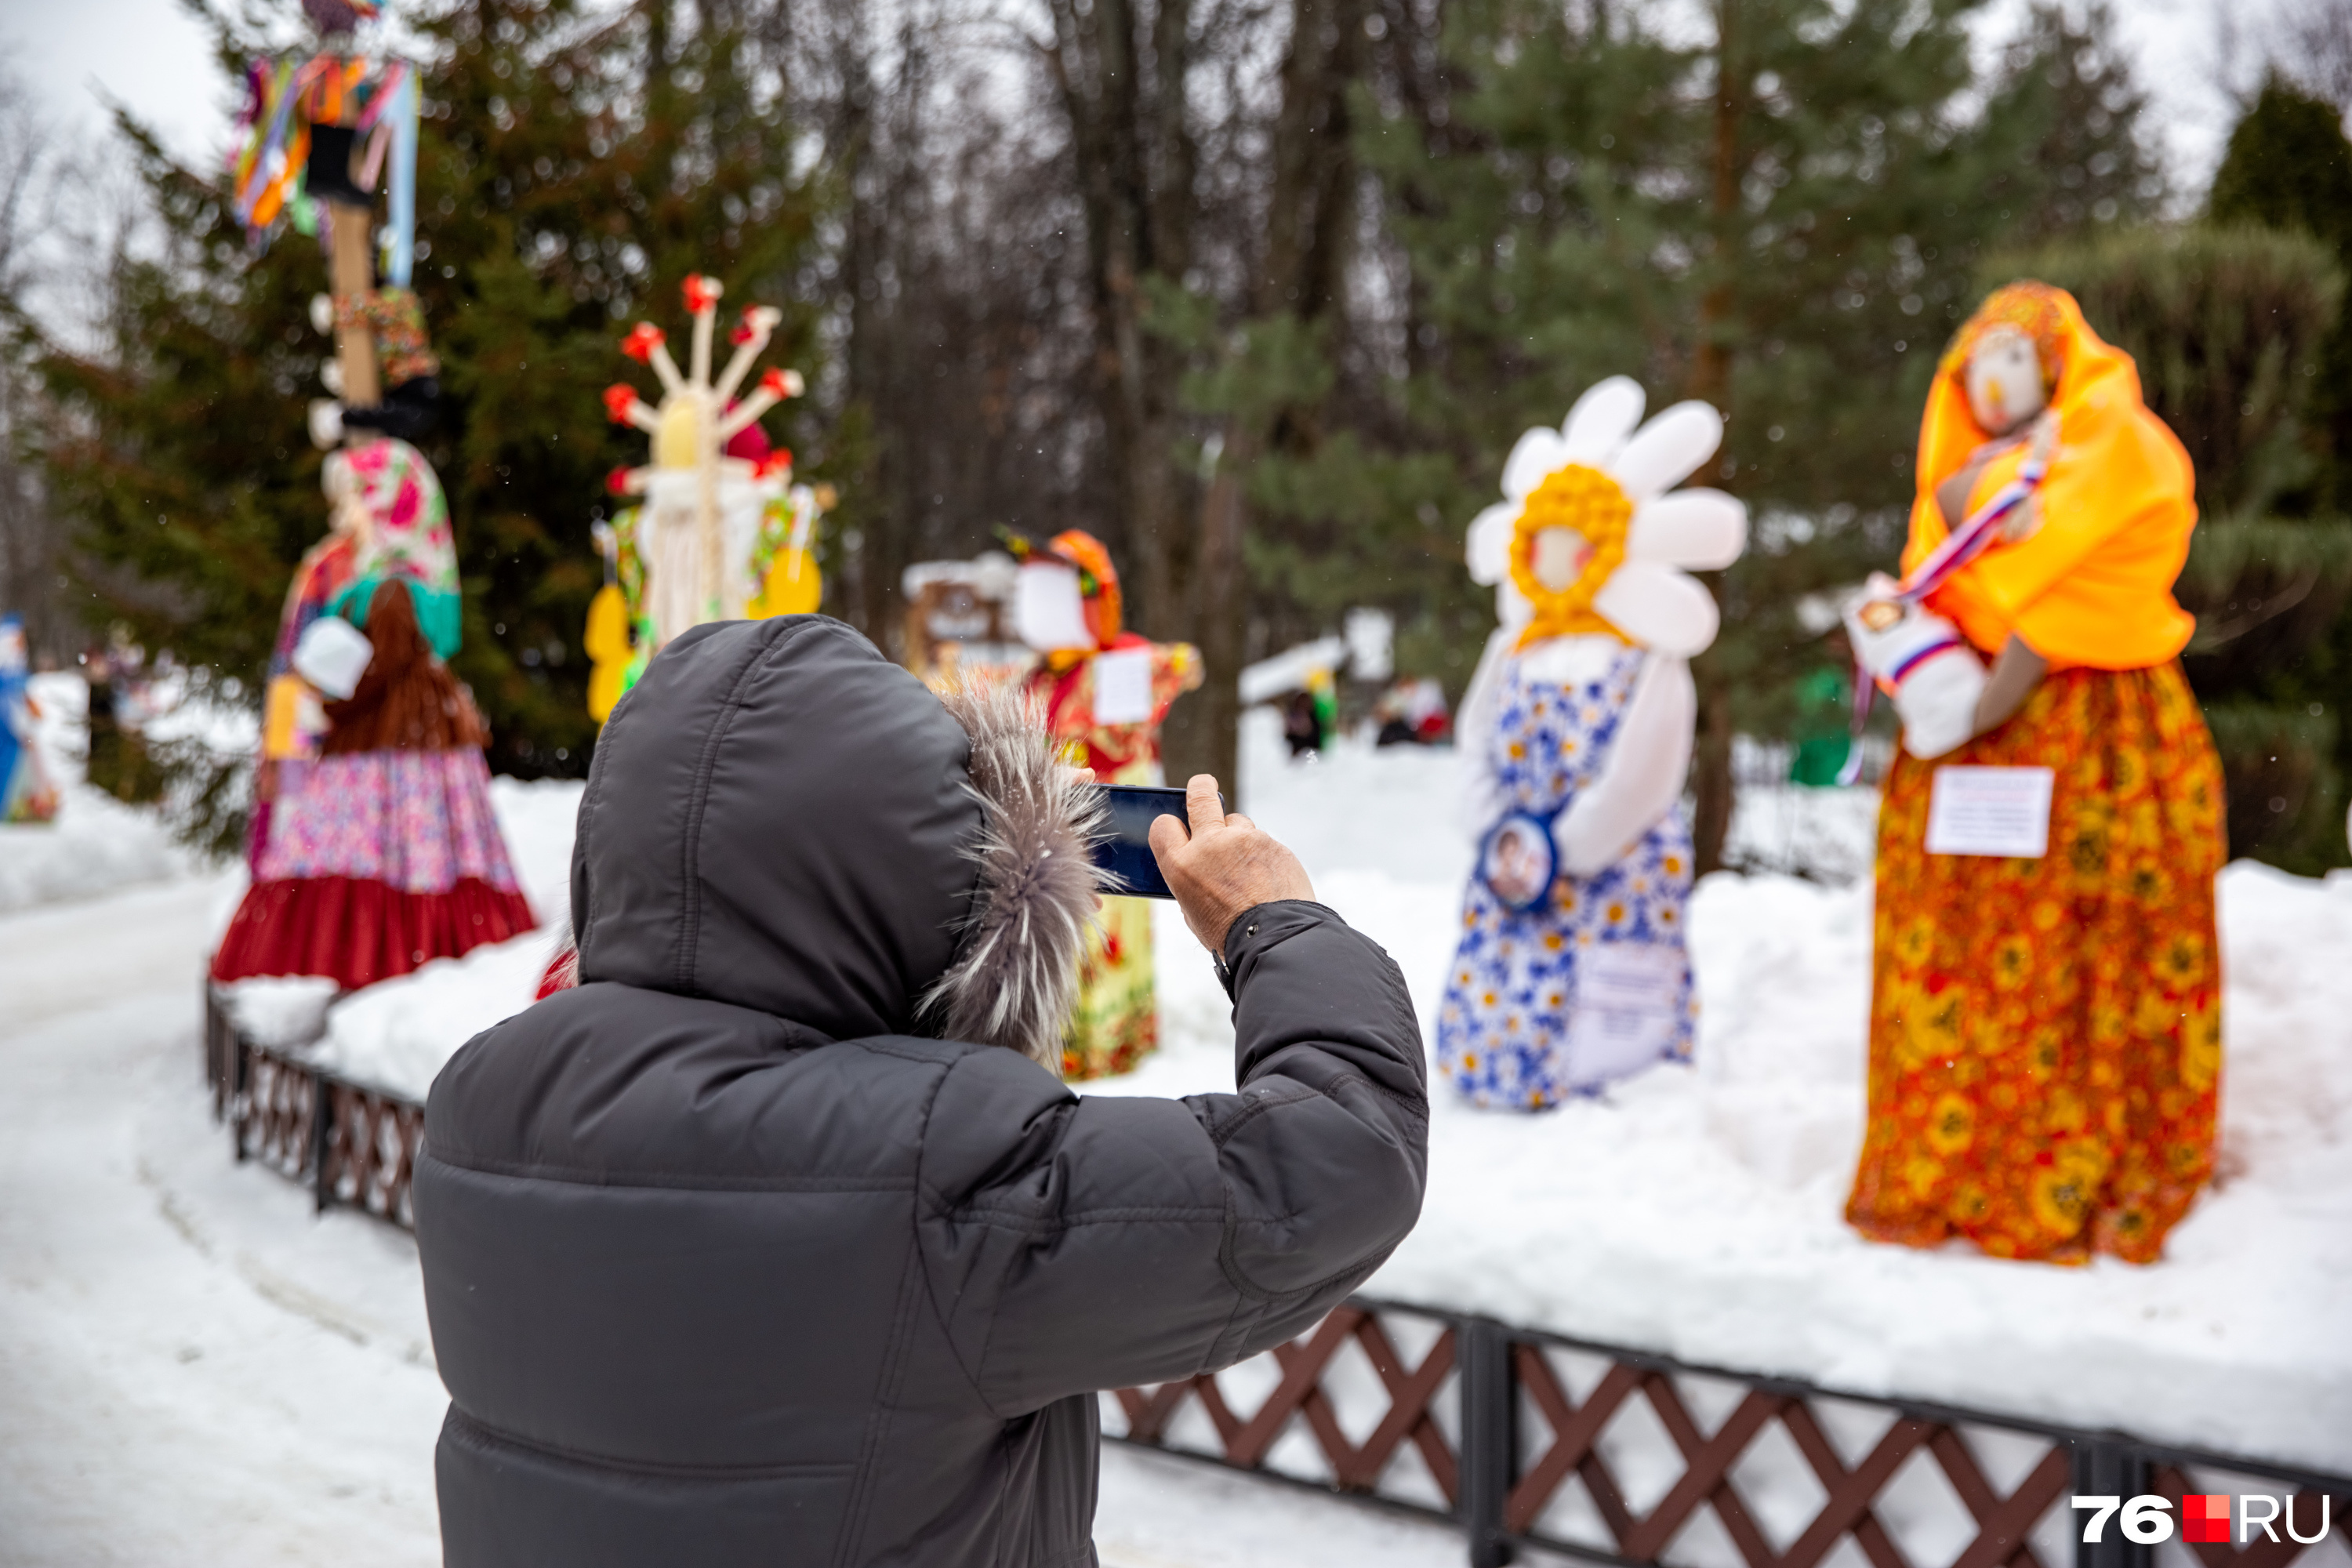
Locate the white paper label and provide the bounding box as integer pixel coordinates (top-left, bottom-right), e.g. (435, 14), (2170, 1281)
(1925, 765), (2054, 858)
(1564, 942), (1684, 1087)
(1092, 648), (1155, 726)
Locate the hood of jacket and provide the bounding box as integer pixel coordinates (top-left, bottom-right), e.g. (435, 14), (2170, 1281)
(572, 615), (989, 1042)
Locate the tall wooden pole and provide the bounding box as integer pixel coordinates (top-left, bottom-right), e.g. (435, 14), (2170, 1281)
(328, 196), (379, 411)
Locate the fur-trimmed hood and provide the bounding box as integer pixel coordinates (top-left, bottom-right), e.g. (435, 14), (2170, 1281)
(565, 615), (1101, 1069)
(920, 677), (1105, 1069)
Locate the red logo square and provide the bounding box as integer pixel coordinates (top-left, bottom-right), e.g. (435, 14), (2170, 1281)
(2183, 1494), (2233, 1544)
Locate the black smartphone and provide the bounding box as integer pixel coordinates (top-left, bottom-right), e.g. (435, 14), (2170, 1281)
(1089, 785), (1228, 899)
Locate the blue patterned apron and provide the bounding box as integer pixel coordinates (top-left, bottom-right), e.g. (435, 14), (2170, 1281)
(1436, 645), (1697, 1109)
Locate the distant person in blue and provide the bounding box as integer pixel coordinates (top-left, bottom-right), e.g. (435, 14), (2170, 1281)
(1438, 379), (1747, 1109)
(0, 615), (60, 823)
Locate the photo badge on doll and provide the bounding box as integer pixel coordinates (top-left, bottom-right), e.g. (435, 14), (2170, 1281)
(1479, 811), (1558, 912)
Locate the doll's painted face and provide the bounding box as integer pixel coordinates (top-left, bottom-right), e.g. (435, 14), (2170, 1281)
(1013, 561), (1094, 652)
(1529, 526), (1595, 593)
(1965, 325), (2048, 437)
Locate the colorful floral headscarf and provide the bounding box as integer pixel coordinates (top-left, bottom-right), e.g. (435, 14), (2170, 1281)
(325, 436), (463, 657)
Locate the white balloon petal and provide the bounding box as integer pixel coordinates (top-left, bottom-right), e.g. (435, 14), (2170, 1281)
(1612, 401), (1724, 501)
(1466, 502), (1519, 584)
(1595, 558), (1720, 656)
(1559, 376), (1647, 466)
(1496, 579), (1534, 633)
(1501, 427), (1572, 502)
(1628, 489), (1748, 570)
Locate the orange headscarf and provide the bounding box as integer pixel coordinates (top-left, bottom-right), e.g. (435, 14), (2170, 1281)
(1044, 529), (1123, 650)
(1904, 281), (2197, 672)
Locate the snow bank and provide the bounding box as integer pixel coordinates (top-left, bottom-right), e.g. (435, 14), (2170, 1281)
(212, 707), (2351, 1469)
(0, 673), (201, 913)
(310, 929), (563, 1094)
(1133, 720), (2352, 1472)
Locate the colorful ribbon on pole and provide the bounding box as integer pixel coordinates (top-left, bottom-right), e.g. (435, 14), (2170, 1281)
(226, 53), (420, 258)
(384, 68), (418, 287)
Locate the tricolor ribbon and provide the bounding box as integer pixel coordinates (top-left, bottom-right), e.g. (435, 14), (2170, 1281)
(1833, 453), (2048, 786)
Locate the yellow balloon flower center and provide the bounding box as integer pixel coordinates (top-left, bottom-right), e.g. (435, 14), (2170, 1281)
(1509, 463), (1632, 649)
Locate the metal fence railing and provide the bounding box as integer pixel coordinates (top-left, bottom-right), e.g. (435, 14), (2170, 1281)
(207, 983), (425, 1227)
(201, 990), (2350, 1568)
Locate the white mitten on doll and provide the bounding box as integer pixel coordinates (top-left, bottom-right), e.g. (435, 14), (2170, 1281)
(292, 615), (375, 701)
(1842, 572), (1984, 759)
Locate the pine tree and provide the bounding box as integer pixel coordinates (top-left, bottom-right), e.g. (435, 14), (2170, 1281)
(2002, 226), (2347, 869)
(1978, 2), (2168, 246)
(405, 0), (829, 775)
(24, 113), (328, 692)
(20, 0), (831, 812)
(2208, 75), (2352, 517)
(1348, 0), (2165, 869)
(2178, 75), (2352, 869)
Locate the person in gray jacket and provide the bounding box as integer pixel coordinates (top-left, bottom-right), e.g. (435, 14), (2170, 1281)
(413, 614), (1428, 1567)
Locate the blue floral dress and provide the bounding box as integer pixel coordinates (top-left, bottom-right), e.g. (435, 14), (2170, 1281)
(1437, 646), (1697, 1109)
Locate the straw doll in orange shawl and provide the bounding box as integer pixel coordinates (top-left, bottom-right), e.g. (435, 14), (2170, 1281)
(1011, 530), (1202, 1079)
(1842, 281), (2224, 1264)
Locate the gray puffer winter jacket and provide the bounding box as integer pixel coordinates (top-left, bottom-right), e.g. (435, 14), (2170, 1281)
(413, 615), (1428, 1567)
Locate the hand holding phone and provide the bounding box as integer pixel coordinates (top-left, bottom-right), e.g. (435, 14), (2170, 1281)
(1089, 785), (1215, 901)
(1137, 775), (1316, 953)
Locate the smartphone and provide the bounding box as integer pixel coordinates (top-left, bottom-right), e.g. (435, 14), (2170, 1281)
(1089, 785), (1228, 899)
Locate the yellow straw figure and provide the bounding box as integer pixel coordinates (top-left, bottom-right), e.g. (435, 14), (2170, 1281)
(590, 274), (833, 720)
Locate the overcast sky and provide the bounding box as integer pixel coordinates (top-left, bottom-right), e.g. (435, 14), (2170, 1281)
(2, 0), (2292, 215)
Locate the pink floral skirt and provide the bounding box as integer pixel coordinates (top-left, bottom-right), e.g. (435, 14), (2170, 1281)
(215, 747), (535, 991)
(257, 748), (522, 894)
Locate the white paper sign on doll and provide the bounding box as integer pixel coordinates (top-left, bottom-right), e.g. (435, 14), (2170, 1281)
(1925, 765), (2054, 858)
(1563, 942), (1686, 1087)
(1092, 647), (1155, 726)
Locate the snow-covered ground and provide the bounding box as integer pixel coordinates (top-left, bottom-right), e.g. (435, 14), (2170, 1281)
(227, 710), (2352, 1472)
(0, 673), (204, 913)
(1131, 721), (2352, 1474)
(5, 702), (2349, 1562)
(4, 864), (1511, 1567)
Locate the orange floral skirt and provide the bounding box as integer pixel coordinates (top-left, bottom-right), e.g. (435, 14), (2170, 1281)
(1846, 662), (2224, 1264)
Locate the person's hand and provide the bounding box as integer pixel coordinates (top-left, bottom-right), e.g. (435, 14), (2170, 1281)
(1147, 773), (1316, 953)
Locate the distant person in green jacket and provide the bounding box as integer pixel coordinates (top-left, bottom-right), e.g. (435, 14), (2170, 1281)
(1788, 630), (1853, 787)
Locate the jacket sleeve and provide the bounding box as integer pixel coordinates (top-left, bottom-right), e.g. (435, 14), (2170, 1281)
(913, 900), (1428, 1417)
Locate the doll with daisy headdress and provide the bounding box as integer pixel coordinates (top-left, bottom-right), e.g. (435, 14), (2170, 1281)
(1438, 378), (1747, 1109)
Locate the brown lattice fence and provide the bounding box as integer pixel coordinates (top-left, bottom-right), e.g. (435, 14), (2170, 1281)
(201, 987), (2350, 1568)
(207, 983), (426, 1226)
(1102, 1302), (2350, 1568)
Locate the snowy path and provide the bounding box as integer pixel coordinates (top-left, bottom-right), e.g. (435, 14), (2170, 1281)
(0, 877), (447, 1566)
(0, 875), (1507, 1566)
